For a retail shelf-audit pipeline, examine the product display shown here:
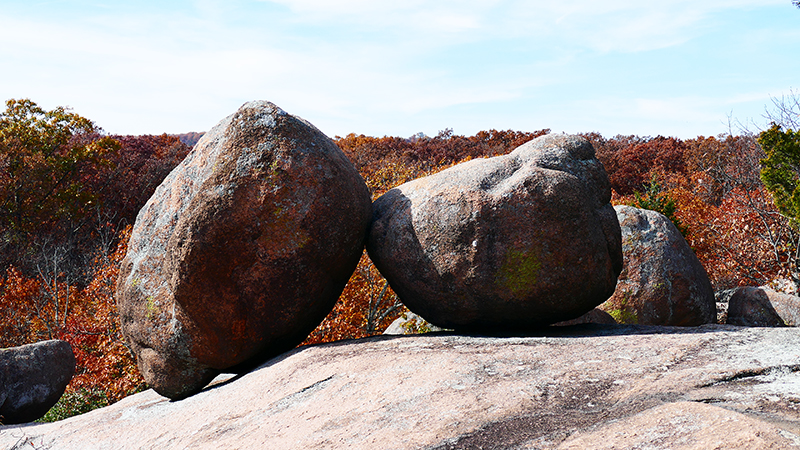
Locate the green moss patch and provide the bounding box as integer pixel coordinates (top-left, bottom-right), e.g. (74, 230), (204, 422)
(498, 247), (542, 297)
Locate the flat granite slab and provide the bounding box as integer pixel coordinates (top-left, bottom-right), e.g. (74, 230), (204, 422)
(2, 324), (800, 449)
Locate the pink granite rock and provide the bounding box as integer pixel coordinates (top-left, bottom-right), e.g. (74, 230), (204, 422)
(367, 134), (623, 331)
(727, 286), (800, 326)
(599, 205), (716, 326)
(116, 101), (371, 399)
(5, 326), (800, 449)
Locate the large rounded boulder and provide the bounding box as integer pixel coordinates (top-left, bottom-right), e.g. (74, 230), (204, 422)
(598, 205), (715, 326)
(367, 134), (623, 331)
(116, 101), (372, 399)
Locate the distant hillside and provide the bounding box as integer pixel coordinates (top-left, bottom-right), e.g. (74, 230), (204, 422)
(176, 132), (205, 148)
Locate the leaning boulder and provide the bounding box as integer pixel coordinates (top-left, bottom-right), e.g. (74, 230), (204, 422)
(599, 205), (715, 326)
(116, 101), (372, 399)
(727, 286), (800, 327)
(367, 134), (623, 331)
(0, 340), (75, 424)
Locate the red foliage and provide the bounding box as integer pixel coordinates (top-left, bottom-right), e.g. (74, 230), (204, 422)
(4, 102), (794, 407)
(0, 227), (143, 402)
(0, 267), (41, 347)
(57, 226), (144, 401)
(91, 134), (191, 228)
(336, 128), (548, 198)
(303, 252), (404, 345)
(588, 133), (687, 196)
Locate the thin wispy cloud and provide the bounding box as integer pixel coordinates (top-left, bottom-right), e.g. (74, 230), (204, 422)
(0, 0), (796, 138)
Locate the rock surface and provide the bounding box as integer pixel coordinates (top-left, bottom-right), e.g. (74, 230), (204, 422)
(116, 101), (372, 399)
(367, 134), (622, 331)
(558, 401), (800, 449)
(727, 286), (800, 326)
(4, 326), (800, 449)
(0, 340), (75, 424)
(552, 307), (617, 326)
(383, 312), (448, 335)
(599, 205), (716, 326)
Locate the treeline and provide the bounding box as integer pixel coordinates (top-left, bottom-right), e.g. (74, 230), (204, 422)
(0, 100), (193, 414)
(1, 97), (797, 419)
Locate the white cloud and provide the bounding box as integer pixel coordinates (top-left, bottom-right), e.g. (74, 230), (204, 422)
(0, 0), (796, 138)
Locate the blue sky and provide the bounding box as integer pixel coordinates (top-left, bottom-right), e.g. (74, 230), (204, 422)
(1, 0), (798, 139)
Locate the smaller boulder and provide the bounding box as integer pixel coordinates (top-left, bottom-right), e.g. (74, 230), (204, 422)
(552, 308), (617, 326)
(599, 205), (716, 326)
(727, 286), (800, 327)
(0, 340), (75, 424)
(383, 312), (448, 335)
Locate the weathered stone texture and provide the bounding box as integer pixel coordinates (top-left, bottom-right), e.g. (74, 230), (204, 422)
(727, 286), (800, 326)
(0, 340), (75, 424)
(4, 326), (800, 449)
(368, 134), (622, 331)
(599, 205), (716, 326)
(116, 101), (372, 399)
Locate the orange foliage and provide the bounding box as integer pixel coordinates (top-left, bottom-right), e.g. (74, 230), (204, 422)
(304, 252), (405, 345)
(337, 129), (548, 198)
(598, 131), (786, 291)
(0, 227), (143, 403)
(0, 267), (41, 347)
(5, 115), (794, 407)
(57, 226), (144, 401)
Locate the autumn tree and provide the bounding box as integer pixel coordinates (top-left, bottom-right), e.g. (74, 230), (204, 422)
(0, 99), (120, 273)
(587, 133), (687, 196)
(0, 99), (191, 420)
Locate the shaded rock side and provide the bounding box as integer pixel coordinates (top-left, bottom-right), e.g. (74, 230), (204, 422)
(599, 205), (716, 326)
(552, 308), (617, 326)
(727, 286), (800, 326)
(4, 326), (800, 449)
(116, 101), (372, 399)
(0, 340), (75, 424)
(367, 134), (623, 330)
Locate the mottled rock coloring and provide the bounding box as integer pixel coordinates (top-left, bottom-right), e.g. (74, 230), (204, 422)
(367, 134), (623, 331)
(0, 340), (75, 424)
(727, 286), (800, 326)
(116, 101), (371, 399)
(599, 205), (716, 326)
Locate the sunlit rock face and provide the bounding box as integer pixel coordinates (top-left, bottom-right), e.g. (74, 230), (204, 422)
(116, 101), (371, 399)
(368, 133), (623, 331)
(599, 205), (716, 326)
